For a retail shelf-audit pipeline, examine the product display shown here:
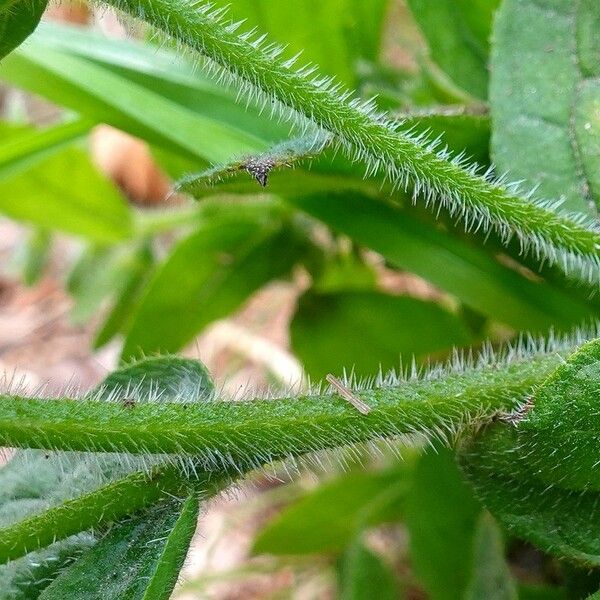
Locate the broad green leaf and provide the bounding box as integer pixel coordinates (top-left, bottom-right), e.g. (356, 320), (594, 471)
(491, 0), (599, 212)
(0, 146), (132, 242)
(465, 513), (517, 600)
(212, 0), (390, 84)
(93, 242), (155, 349)
(253, 466), (410, 556)
(406, 0), (499, 99)
(39, 495), (199, 600)
(502, 338), (600, 492)
(337, 540), (400, 600)
(0, 537), (94, 600)
(291, 290), (471, 380)
(459, 422), (600, 567)
(406, 448), (481, 600)
(122, 212), (305, 359)
(288, 193), (594, 332)
(0, 0), (47, 60)
(0, 118), (92, 181)
(459, 338), (600, 566)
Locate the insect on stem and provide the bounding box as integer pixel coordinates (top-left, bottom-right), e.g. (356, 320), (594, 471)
(326, 374), (372, 415)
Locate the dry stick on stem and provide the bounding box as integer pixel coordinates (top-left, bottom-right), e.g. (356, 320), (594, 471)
(326, 374), (372, 415)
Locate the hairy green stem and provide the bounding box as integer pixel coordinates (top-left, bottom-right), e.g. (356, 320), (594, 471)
(0, 463), (227, 564)
(0, 352), (568, 468)
(102, 0), (600, 279)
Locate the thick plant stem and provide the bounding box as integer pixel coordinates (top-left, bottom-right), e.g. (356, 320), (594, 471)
(102, 0), (600, 279)
(0, 463), (228, 564)
(0, 352), (567, 468)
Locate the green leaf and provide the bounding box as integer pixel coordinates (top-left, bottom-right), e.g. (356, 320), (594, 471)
(406, 448), (481, 600)
(0, 0), (47, 60)
(0, 118), (92, 181)
(96, 355), (215, 401)
(175, 133), (332, 192)
(288, 193), (594, 332)
(291, 290), (471, 380)
(337, 539), (400, 600)
(253, 465), (410, 556)
(212, 0), (389, 85)
(93, 242), (155, 349)
(0, 537), (94, 600)
(39, 495), (199, 600)
(459, 343), (600, 566)
(503, 338), (600, 492)
(406, 0), (499, 99)
(122, 210), (305, 359)
(0, 146), (132, 242)
(490, 0), (599, 212)
(465, 513), (517, 600)
(459, 421), (600, 567)
(0, 43), (267, 164)
(25, 21), (289, 149)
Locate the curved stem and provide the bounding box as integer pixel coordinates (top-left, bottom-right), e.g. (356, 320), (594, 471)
(102, 0), (600, 281)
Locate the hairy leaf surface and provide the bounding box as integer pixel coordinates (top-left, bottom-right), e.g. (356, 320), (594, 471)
(491, 0), (600, 212)
(39, 496), (199, 600)
(0, 0), (47, 60)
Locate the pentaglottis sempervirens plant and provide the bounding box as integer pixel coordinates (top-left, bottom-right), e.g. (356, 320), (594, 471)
(1, 0), (600, 597)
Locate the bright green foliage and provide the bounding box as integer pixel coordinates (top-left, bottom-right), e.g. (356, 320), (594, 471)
(0, 119), (91, 181)
(0, 0), (47, 60)
(211, 0), (389, 85)
(0, 146), (132, 242)
(337, 539), (400, 600)
(287, 193), (593, 332)
(406, 449), (481, 600)
(0, 37), (268, 164)
(254, 465), (410, 555)
(406, 0), (499, 99)
(491, 0), (600, 213)
(121, 207), (307, 358)
(39, 495), (199, 599)
(291, 290), (471, 380)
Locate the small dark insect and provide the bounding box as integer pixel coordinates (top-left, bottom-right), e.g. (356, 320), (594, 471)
(122, 397), (136, 409)
(244, 157), (276, 187)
